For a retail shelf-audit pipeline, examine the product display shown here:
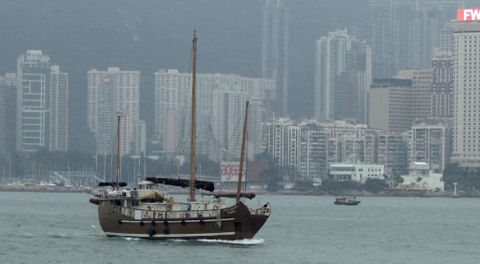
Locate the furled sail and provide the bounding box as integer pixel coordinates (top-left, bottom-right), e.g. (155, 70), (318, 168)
(146, 177), (215, 192)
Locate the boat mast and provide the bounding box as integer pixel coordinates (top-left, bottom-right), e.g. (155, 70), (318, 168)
(236, 100), (249, 204)
(189, 31), (198, 202)
(116, 115), (121, 190)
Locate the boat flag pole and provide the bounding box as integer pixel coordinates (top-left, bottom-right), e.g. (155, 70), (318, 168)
(236, 100), (249, 205)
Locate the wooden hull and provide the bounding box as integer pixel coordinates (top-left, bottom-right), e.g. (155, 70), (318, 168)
(97, 201), (269, 240)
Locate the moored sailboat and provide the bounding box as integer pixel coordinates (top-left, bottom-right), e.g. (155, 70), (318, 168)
(90, 32), (271, 240)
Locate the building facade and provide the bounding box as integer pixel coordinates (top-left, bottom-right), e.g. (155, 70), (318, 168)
(262, 118), (409, 181)
(329, 163), (384, 183)
(87, 67), (142, 155)
(431, 50), (453, 117)
(154, 69), (275, 160)
(0, 74), (16, 155)
(369, 70), (432, 133)
(16, 50), (68, 152)
(452, 22), (480, 167)
(410, 119), (451, 172)
(211, 91), (248, 161)
(369, 78), (413, 132)
(314, 29), (371, 121)
(262, 0), (289, 116)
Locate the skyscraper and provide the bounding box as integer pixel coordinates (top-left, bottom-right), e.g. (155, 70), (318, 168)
(16, 50), (68, 152)
(262, 0), (288, 116)
(452, 21), (480, 167)
(0, 73), (16, 155)
(431, 49), (453, 117)
(87, 67), (141, 155)
(314, 29), (371, 121)
(369, 69), (432, 132)
(49, 65), (69, 152)
(154, 69), (274, 160)
(211, 91), (248, 161)
(369, 0), (458, 79)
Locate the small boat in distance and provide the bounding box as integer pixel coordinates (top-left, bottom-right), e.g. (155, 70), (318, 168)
(334, 196), (360, 206)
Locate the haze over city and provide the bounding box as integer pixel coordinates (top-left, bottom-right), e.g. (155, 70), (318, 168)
(2, 0), (480, 190)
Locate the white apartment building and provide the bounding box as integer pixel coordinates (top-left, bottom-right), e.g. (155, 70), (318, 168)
(211, 91), (248, 161)
(410, 120), (451, 172)
(87, 67), (141, 155)
(154, 69), (275, 159)
(262, 118), (330, 181)
(329, 163), (384, 183)
(314, 29), (371, 121)
(452, 22), (480, 167)
(16, 50), (68, 152)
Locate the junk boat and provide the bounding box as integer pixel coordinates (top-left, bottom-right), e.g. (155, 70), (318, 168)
(90, 32), (271, 239)
(334, 196), (360, 206)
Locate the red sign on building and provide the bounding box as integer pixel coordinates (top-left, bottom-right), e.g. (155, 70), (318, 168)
(458, 8), (480, 21)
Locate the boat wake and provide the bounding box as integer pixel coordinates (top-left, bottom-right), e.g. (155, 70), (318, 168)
(122, 237), (141, 241)
(196, 238), (264, 245)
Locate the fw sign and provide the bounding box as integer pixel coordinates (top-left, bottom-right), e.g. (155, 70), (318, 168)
(458, 8), (480, 21)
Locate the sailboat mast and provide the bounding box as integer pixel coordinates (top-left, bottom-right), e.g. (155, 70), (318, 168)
(236, 100), (249, 204)
(189, 31), (198, 202)
(116, 115), (121, 190)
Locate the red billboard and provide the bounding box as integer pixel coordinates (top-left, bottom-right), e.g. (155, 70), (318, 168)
(458, 8), (480, 21)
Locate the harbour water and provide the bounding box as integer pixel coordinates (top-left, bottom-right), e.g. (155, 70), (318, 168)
(1, 192), (479, 264)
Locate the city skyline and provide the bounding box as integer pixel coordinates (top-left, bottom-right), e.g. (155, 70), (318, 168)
(2, 2), (480, 181)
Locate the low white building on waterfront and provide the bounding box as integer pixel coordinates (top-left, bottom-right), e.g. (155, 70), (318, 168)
(329, 163), (384, 183)
(401, 162), (444, 191)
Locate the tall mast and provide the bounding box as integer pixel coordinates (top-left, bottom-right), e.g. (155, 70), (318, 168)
(116, 115), (121, 190)
(189, 31), (198, 201)
(236, 100), (249, 204)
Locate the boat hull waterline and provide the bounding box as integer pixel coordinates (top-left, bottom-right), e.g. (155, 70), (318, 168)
(97, 200), (270, 240)
(334, 201), (361, 206)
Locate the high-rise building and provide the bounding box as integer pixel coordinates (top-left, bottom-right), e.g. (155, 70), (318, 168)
(398, 69), (433, 120)
(261, 117), (293, 167)
(369, 69), (432, 132)
(377, 133), (408, 175)
(154, 69), (274, 159)
(369, 79), (413, 132)
(262, 118), (329, 180)
(49, 65), (68, 152)
(438, 21), (454, 52)
(369, 0), (458, 79)
(314, 29), (371, 121)
(16, 50), (68, 152)
(298, 121), (328, 181)
(431, 49), (453, 117)
(87, 67), (141, 155)
(0, 73), (16, 155)
(211, 91), (248, 161)
(452, 21), (480, 167)
(262, 0), (288, 116)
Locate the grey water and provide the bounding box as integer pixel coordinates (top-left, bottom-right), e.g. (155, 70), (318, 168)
(0, 192), (479, 264)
